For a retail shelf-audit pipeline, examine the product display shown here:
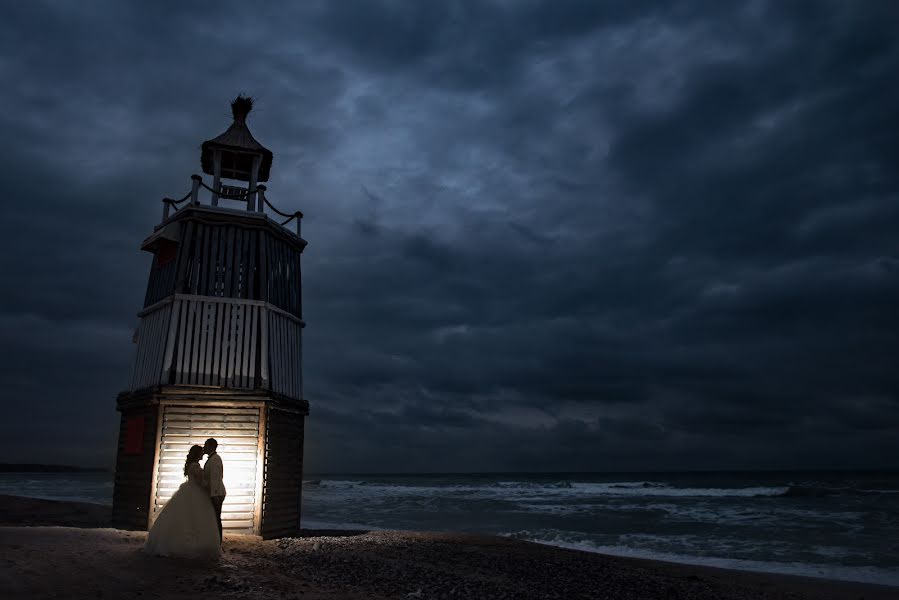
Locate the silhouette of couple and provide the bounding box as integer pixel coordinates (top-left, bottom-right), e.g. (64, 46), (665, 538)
(144, 438), (227, 559)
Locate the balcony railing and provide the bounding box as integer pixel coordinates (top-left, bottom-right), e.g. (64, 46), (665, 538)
(160, 174), (303, 238)
(131, 294), (303, 401)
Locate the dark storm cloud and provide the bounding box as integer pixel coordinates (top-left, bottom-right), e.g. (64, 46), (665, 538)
(1, 0), (897, 470)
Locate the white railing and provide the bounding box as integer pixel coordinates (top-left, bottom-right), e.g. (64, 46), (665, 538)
(132, 294), (303, 401)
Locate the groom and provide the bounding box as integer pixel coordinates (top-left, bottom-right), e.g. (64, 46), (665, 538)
(203, 438), (227, 543)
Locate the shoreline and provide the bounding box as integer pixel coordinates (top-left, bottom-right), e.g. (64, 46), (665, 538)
(1, 494), (896, 599)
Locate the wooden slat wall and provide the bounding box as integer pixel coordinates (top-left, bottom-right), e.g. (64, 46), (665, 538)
(142, 217), (301, 314)
(268, 310), (303, 401)
(144, 256), (178, 307)
(112, 405), (159, 530)
(265, 233), (302, 318)
(131, 302), (173, 390)
(170, 297), (261, 389)
(183, 223), (259, 301)
(261, 408), (305, 539)
(152, 405), (261, 534)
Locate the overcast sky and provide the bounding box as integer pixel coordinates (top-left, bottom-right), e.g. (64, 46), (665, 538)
(0, 1), (897, 472)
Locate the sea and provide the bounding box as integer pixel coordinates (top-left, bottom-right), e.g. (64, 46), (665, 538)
(2, 470), (897, 587)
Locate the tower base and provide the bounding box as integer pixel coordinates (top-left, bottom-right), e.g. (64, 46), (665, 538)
(112, 386), (308, 539)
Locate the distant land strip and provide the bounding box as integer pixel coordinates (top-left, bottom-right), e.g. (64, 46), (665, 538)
(0, 464), (109, 473)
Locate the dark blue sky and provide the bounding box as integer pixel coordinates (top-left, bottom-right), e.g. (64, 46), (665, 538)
(1, 1), (897, 471)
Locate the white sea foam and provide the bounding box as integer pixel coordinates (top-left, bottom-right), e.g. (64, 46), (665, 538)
(306, 479), (790, 500)
(502, 531), (899, 587)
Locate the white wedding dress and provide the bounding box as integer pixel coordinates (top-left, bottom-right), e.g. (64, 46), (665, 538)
(144, 462), (220, 559)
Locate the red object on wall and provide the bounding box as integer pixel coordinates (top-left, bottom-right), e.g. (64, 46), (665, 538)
(124, 417), (145, 455)
(156, 240), (178, 267)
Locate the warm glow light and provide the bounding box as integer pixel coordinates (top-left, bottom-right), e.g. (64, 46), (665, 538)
(152, 406), (264, 533)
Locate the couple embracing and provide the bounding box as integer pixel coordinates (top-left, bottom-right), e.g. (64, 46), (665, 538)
(144, 438), (227, 559)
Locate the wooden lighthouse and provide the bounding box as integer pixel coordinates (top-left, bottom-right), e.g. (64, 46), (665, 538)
(111, 96), (308, 539)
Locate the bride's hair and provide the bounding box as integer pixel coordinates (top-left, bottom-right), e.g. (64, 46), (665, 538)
(184, 445), (204, 476)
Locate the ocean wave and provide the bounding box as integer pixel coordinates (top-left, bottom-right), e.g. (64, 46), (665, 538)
(566, 483), (787, 498)
(306, 479), (790, 499)
(315, 480), (369, 488)
(778, 484), (899, 498)
(496, 481), (573, 489)
(500, 531), (899, 587)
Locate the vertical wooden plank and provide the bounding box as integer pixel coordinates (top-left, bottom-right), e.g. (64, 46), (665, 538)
(204, 302), (216, 385)
(242, 228), (251, 299)
(260, 306), (269, 388)
(247, 229), (257, 300)
(195, 301), (205, 386)
(234, 229), (247, 298)
(145, 309), (159, 387)
(130, 321), (145, 389)
(176, 299), (190, 384)
(141, 311), (158, 387)
(292, 320), (300, 399)
(281, 316), (289, 396)
(298, 254), (303, 319)
(187, 300), (201, 385)
(284, 245), (292, 314)
(189, 224), (201, 295)
(270, 314), (279, 394)
(198, 224), (208, 296)
(220, 225), (227, 296)
(205, 226), (218, 297)
(277, 240), (284, 309)
(290, 247), (299, 316)
(219, 303), (229, 388)
(253, 404), (267, 535)
(279, 244), (286, 312)
(284, 316), (292, 398)
(224, 226), (235, 298)
(286, 317), (293, 397)
(235, 302), (246, 389)
(260, 232), (269, 303)
(297, 323), (303, 400)
(247, 305), (259, 389)
(161, 299), (182, 384)
(143, 255), (158, 307)
(268, 235), (276, 307)
(233, 304), (246, 388)
(209, 226), (218, 297)
(241, 303), (254, 388)
(233, 228), (242, 299)
(202, 302), (216, 386)
(184, 300), (198, 384)
(224, 303), (236, 387)
(277, 314), (285, 395)
(175, 222), (195, 294)
(286, 242), (293, 312)
(282, 316), (290, 398)
(148, 405), (165, 527)
(190, 224), (200, 295)
(146, 308), (162, 386)
(211, 300), (224, 386)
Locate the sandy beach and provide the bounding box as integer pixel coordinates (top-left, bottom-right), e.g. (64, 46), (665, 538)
(1, 495), (896, 599)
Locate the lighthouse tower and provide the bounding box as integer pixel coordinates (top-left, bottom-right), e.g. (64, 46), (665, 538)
(111, 97), (308, 539)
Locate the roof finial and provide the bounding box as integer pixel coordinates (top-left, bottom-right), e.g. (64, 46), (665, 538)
(231, 95), (254, 123)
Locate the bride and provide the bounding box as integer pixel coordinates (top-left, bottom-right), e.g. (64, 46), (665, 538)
(144, 445), (220, 559)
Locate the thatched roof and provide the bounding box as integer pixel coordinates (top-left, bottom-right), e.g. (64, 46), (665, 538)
(200, 96), (273, 182)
